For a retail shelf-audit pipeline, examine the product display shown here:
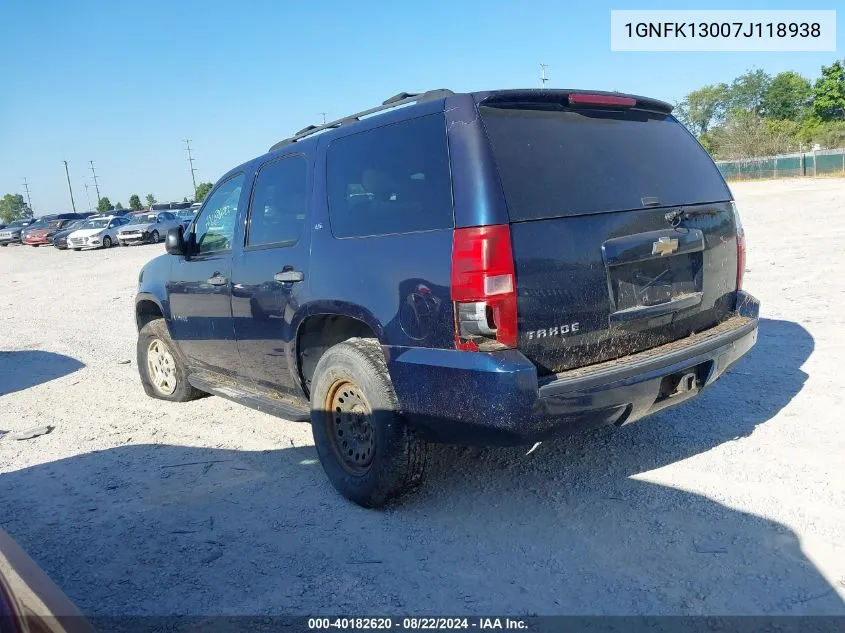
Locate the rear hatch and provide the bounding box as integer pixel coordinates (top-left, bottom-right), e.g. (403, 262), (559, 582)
(479, 93), (739, 375)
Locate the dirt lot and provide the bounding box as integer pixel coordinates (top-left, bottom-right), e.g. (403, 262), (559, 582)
(1, 178), (844, 616)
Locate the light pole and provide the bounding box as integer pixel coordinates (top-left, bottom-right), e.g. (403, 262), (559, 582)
(63, 161), (77, 213)
(83, 182), (93, 212)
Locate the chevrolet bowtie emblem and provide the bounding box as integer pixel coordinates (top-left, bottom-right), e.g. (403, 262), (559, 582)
(652, 236), (679, 256)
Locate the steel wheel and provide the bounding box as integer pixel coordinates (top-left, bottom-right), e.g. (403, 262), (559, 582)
(146, 339), (177, 396)
(324, 379), (376, 475)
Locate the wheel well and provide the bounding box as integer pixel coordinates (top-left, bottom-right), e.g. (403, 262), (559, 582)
(136, 300), (164, 331)
(297, 314), (377, 397)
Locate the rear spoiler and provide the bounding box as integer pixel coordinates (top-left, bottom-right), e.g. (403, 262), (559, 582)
(476, 89), (673, 114)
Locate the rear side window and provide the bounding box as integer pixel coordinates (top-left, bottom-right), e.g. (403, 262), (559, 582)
(247, 155), (307, 247)
(327, 114), (453, 238)
(480, 104), (731, 221)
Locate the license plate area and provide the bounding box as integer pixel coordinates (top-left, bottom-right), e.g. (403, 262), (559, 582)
(612, 252), (702, 312)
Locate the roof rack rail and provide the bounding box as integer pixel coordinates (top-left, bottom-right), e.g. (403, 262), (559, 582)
(269, 89), (453, 152)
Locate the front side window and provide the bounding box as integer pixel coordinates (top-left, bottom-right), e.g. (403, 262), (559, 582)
(247, 156), (307, 247)
(327, 114), (453, 238)
(193, 174), (245, 254)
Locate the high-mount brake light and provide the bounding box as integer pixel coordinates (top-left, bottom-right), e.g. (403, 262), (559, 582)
(568, 93), (637, 107)
(451, 225), (518, 351)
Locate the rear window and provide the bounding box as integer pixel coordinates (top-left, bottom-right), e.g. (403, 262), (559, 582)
(326, 114), (453, 238)
(479, 104), (731, 221)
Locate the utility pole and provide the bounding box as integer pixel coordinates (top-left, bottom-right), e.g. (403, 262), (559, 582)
(83, 182), (93, 212)
(22, 178), (33, 215)
(319, 112), (327, 124)
(89, 160), (101, 202)
(540, 63), (549, 89)
(184, 139), (198, 197)
(63, 161), (77, 213)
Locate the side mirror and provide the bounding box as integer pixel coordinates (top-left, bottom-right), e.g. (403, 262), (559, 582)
(165, 226), (186, 255)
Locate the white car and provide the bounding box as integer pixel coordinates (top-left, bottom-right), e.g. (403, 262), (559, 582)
(66, 215), (129, 250)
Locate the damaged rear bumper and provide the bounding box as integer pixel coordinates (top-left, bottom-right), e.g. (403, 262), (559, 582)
(387, 291), (760, 445)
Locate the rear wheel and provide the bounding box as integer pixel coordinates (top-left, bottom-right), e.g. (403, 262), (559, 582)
(137, 318), (203, 402)
(102, 236), (112, 248)
(310, 337), (426, 508)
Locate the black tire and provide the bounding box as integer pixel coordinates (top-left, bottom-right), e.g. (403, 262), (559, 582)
(72, 248), (81, 251)
(137, 317), (204, 402)
(310, 337), (426, 508)
(31, 244), (39, 248)
(102, 236), (112, 248)
(1, 243), (7, 247)
(150, 230), (160, 243)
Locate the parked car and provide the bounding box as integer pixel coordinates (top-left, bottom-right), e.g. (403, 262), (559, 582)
(0, 527), (94, 633)
(66, 215), (129, 250)
(0, 218), (35, 246)
(134, 88), (759, 507)
(174, 207), (199, 232)
(19, 213), (85, 243)
(117, 211), (182, 246)
(22, 217), (83, 247)
(51, 219), (89, 250)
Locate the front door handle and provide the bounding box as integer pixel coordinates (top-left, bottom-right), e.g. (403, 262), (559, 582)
(207, 273), (228, 286)
(274, 270), (305, 283)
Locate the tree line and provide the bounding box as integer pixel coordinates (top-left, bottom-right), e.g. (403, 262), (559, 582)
(675, 59), (845, 160)
(0, 183), (214, 223)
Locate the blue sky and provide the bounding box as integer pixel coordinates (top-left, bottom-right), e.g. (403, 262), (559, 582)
(0, 0), (840, 215)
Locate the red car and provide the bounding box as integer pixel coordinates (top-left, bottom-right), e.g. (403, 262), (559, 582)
(21, 219), (79, 247)
(0, 528), (93, 633)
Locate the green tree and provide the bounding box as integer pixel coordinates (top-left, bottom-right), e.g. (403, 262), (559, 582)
(675, 83), (730, 136)
(762, 71), (812, 120)
(97, 196), (113, 212)
(115, 202), (124, 210)
(811, 60), (845, 122)
(129, 194), (143, 211)
(145, 194), (157, 209)
(727, 69), (772, 114)
(0, 193), (33, 224)
(194, 182), (213, 203)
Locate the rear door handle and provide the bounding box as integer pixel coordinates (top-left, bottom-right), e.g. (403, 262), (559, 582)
(207, 273), (228, 286)
(274, 270), (305, 283)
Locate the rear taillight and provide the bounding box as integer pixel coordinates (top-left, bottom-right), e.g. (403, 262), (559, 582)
(731, 202), (746, 290)
(451, 225), (518, 351)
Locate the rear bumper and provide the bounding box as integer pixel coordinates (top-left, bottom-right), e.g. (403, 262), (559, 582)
(387, 291), (760, 445)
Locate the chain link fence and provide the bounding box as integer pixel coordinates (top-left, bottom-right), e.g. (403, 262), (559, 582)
(715, 148), (845, 181)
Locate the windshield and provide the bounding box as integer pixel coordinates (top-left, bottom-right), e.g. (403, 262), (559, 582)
(176, 209), (197, 218)
(46, 220), (63, 229)
(6, 219), (32, 228)
(128, 213), (158, 225)
(79, 218), (111, 229)
(479, 103), (731, 220)
(64, 220), (85, 230)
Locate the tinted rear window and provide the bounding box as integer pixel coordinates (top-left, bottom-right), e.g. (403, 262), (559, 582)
(327, 114), (453, 238)
(480, 104), (731, 221)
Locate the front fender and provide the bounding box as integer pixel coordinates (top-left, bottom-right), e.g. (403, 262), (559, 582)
(135, 255), (174, 330)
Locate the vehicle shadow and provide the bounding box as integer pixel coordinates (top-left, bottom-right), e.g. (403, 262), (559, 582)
(0, 350), (84, 397)
(1, 318), (841, 617)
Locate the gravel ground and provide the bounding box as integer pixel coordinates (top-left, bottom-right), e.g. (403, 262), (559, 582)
(1, 178), (844, 616)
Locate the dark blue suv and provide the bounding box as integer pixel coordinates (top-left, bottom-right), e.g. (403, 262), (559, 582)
(135, 89), (759, 507)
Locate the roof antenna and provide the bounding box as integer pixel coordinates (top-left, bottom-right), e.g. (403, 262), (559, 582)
(540, 63), (549, 89)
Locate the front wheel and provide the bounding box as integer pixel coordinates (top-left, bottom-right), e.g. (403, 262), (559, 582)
(72, 248), (81, 251)
(150, 230), (160, 244)
(31, 244), (39, 248)
(102, 236), (112, 248)
(137, 318), (204, 402)
(310, 337), (427, 508)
